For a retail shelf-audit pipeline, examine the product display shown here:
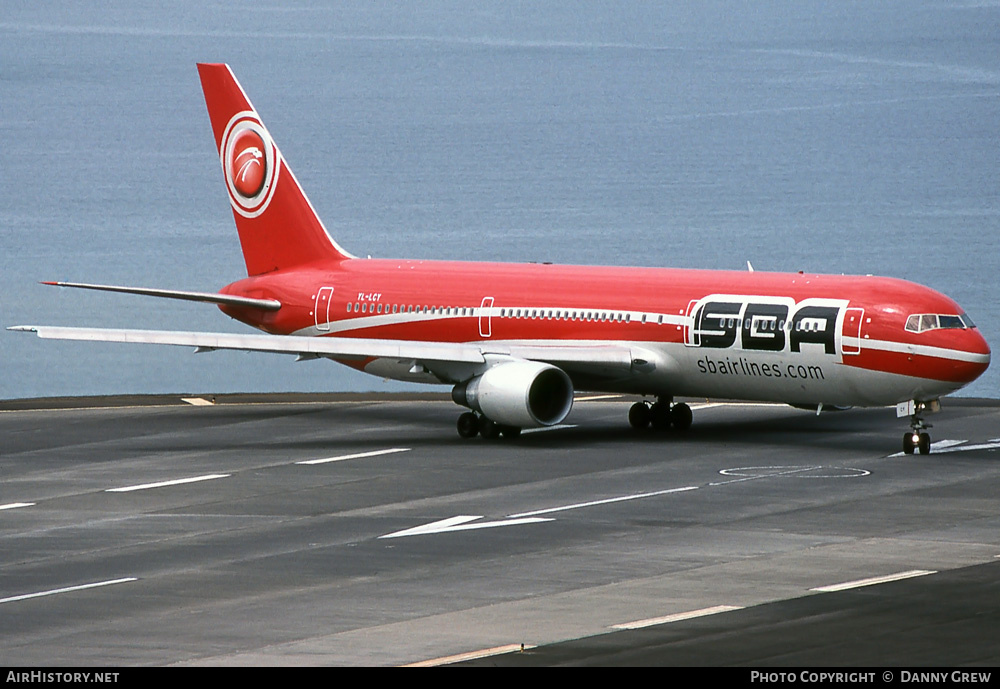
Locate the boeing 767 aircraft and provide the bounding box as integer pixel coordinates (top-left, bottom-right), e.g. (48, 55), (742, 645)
(11, 64), (990, 454)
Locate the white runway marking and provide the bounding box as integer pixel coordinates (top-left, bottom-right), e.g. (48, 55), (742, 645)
(929, 440), (1000, 454)
(574, 394), (622, 402)
(405, 643), (536, 667)
(713, 465), (870, 485)
(888, 439), (1000, 457)
(520, 424), (577, 434)
(297, 447), (411, 465)
(507, 486), (698, 519)
(380, 515), (553, 539)
(180, 397), (214, 406)
(810, 569), (936, 592)
(0, 577), (138, 605)
(611, 605), (743, 630)
(106, 474), (230, 493)
(0, 502), (35, 511)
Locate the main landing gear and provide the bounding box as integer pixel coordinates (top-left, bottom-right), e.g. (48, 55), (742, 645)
(456, 411), (521, 440)
(628, 397), (693, 432)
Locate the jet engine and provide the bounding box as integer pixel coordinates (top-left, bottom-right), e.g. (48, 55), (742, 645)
(451, 360), (574, 428)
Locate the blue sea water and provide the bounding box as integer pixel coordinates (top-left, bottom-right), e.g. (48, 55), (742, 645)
(1, 1), (998, 400)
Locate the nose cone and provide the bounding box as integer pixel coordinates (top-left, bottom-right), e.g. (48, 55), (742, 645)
(956, 328), (991, 385)
(972, 328), (991, 373)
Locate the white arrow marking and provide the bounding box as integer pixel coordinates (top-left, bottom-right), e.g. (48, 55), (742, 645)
(380, 515), (553, 539)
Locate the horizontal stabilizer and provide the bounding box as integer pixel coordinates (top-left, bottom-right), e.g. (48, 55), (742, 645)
(41, 281), (281, 311)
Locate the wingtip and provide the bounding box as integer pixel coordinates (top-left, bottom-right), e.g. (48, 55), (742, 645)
(7, 325), (38, 333)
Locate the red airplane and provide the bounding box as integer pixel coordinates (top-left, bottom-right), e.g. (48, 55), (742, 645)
(11, 64), (990, 454)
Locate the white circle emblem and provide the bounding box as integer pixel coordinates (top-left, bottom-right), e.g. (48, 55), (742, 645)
(220, 111), (280, 218)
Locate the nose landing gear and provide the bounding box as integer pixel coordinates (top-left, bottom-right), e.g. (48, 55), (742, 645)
(900, 400), (937, 455)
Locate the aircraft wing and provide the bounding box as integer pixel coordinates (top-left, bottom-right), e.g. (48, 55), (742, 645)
(39, 281), (282, 311)
(9, 326), (640, 379)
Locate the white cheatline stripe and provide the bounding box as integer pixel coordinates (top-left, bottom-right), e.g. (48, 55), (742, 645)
(810, 569), (936, 592)
(405, 643), (536, 667)
(0, 502), (35, 511)
(106, 474), (230, 493)
(611, 605), (743, 630)
(691, 402), (785, 410)
(507, 485), (698, 519)
(0, 577), (138, 605)
(855, 337), (990, 364)
(297, 448), (411, 465)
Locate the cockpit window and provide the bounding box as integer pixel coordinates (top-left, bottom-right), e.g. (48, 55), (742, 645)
(905, 313), (975, 333)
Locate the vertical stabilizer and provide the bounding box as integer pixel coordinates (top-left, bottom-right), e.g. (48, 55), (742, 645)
(197, 63), (354, 276)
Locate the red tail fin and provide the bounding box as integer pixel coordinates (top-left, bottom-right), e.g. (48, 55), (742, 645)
(197, 63), (354, 276)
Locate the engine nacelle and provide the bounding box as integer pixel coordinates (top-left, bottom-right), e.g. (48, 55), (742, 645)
(452, 360), (574, 428)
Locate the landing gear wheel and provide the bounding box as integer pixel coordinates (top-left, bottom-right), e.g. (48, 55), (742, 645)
(649, 402), (672, 431)
(500, 425), (522, 439)
(457, 412), (479, 439)
(670, 403), (693, 431)
(479, 417), (502, 440)
(628, 402), (651, 429)
(902, 403), (933, 456)
(918, 432), (931, 455)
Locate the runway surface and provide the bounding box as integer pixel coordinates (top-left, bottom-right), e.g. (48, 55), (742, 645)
(2, 393), (999, 666)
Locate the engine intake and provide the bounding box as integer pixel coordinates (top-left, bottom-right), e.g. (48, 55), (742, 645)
(452, 360), (574, 428)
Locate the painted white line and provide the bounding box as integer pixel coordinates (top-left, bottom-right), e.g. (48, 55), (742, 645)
(0, 502), (35, 511)
(297, 447), (411, 465)
(574, 394), (622, 402)
(106, 473), (230, 493)
(712, 465), (869, 486)
(713, 465), (822, 485)
(611, 605), (743, 630)
(929, 441), (1000, 454)
(508, 485), (698, 519)
(405, 643), (536, 667)
(888, 439), (1000, 457)
(181, 397), (215, 406)
(810, 569), (936, 592)
(520, 424), (577, 435)
(0, 577), (138, 605)
(380, 515), (553, 539)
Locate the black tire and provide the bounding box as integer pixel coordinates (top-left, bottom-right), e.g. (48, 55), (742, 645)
(628, 402), (650, 429)
(649, 402), (672, 431)
(457, 412), (479, 439)
(670, 402), (693, 431)
(918, 433), (931, 455)
(500, 425), (522, 439)
(479, 417), (502, 440)
(902, 433), (915, 455)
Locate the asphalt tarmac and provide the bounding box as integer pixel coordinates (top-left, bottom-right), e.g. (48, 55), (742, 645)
(2, 393), (998, 667)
